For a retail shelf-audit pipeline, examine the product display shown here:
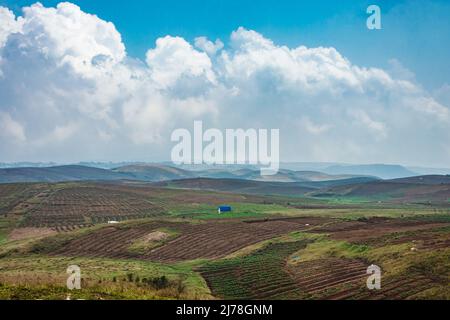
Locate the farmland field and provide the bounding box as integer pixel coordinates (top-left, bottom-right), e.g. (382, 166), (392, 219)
(0, 181), (449, 300)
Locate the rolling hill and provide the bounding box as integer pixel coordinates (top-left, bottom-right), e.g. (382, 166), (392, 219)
(0, 165), (129, 183)
(155, 178), (316, 196)
(388, 175), (450, 185)
(323, 164), (417, 179)
(196, 168), (374, 183)
(0, 164), (377, 184)
(155, 176), (380, 197)
(112, 164), (195, 181)
(310, 175), (450, 204)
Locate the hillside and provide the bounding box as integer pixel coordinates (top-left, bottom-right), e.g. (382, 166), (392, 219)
(323, 164), (417, 179)
(155, 178), (316, 196)
(156, 176), (379, 197)
(196, 168), (373, 183)
(0, 164), (377, 184)
(389, 175), (450, 185)
(0, 165), (129, 183)
(113, 164), (195, 181)
(310, 175), (450, 204)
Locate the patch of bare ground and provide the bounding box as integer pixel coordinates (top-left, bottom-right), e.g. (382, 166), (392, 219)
(8, 227), (57, 241)
(142, 231), (170, 242)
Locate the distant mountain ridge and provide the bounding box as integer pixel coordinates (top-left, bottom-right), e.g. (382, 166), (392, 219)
(0, 164), (377, 184)
(113, 164), (195, 181)
(155, 176), (380, 196)
(0, 165), (448, 203)
(322, 164), (417, 179)
(0, 165), (129, 183)
(310, 175), (450, 204)
(1, 161), (448, 176)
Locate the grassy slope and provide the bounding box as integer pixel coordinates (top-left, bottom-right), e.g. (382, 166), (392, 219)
(0, 255), (211, 300)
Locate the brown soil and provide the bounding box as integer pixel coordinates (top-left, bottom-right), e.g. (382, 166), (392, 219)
(309, 218), (449, 244)
(20, 185), (166, 228)
(287, 258), (368, 298)
(8, 227), (57, 241)
(141, 231), (170, 242)
(51, 217), (332, 262)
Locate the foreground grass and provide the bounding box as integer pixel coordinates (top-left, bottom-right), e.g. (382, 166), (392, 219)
(0, 255), (211, 300)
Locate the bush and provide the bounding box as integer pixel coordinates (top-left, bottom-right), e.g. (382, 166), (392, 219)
(126, 273), (134, 282)
(143, 276), (169, 289)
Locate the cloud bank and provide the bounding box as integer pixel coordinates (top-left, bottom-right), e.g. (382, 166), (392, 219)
(0, 2), (448, 166)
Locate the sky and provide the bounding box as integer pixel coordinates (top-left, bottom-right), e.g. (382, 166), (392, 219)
(0, 0), (449, 167)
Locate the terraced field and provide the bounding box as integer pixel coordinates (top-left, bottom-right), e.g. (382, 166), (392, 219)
(198, 240), (311, 299)
(19, 185), (166, 228)
(196, 217), (450, 300)
(49, 217), (331, 262)
(0, 184), (44, 216)
(1, 182), (289, 230)
(310, 217), (449, 244)
(287, 258), (368, 299)
(327, 274), (437, 300)
(146, 218), (330, 262)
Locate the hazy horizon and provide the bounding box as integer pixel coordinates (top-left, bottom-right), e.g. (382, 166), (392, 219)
(1, 160), (450, 172)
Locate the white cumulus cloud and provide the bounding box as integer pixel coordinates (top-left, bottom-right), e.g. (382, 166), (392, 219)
(0, 112), (26, 142)
(194, 36), (224, 55)
(0, 3), (448, 167)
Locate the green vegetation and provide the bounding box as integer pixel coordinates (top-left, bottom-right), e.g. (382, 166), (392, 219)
(168, 202), (288, 219)
(288, 238), (370, 263)
(198, 240), (310, 299)
(291, 231), (450, 284)
(127, 228), (178, 255)
(0, 255), (211, 300)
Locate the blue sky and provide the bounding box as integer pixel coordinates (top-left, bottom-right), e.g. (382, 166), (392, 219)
(2, 0), (449, 90)
(0, 1), (449, 166)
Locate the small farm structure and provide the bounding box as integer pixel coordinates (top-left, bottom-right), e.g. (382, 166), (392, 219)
(217, 206), (232, 214)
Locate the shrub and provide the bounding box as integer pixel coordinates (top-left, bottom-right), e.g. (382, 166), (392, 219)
(143, 276), (169, 289)
(126, 273), (134, 282)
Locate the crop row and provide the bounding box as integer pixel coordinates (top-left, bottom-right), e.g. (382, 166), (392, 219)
(20, 186), (166, 228)
(198, 240), (310, 299)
